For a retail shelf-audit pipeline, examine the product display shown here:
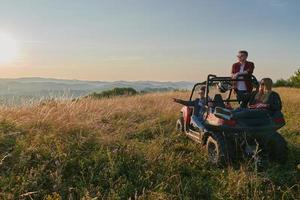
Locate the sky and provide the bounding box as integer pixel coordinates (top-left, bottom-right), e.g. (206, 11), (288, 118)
(0, 0), (299, 81)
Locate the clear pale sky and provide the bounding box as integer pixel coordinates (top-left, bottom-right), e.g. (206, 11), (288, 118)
(0, 0), (299, 81)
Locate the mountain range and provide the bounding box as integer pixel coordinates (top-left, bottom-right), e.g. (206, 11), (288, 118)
(0, 77), (195, 105)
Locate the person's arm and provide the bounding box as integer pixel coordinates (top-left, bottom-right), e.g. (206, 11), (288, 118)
(237, 66), (252, 76)
(268, 92), (282, 111)
(237, 62), (255, 76)
(232, 64), (248, 78)
(231, 64), (237, 78)
(241, 62), (255, 76)
(237, 71), (248, 76)
(246, 63), (255, 75)
(173, 98), (195, 106)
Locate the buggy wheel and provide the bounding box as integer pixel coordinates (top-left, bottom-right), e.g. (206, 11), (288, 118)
(176, 117), (184, 133)
(206, 133), (229, 165)
(268, 132), (288, 163)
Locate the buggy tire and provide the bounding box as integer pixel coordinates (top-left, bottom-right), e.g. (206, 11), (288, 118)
(206, 133), (229, 165)
(268, 132), (288, 164)
(176, 117), (184, 133)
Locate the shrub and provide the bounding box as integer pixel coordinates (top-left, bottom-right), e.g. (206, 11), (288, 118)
(89, 87), (138, 99)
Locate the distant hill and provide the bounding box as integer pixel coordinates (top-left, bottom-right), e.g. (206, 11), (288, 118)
(0, 77), (195, 105)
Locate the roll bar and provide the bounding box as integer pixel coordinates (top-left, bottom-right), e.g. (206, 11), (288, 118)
(189, 74), (258, 106)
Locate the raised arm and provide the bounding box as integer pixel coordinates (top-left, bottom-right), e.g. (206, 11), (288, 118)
(173, 98), (195, 107)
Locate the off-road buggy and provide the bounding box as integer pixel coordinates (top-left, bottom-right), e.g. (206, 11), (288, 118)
(176, 74), (287, 165)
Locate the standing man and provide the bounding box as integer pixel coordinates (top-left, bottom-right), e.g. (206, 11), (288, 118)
(231, 50), (255, 103)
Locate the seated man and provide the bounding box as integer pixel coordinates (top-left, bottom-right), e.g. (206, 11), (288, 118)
(173, 86), (212, 131)
(241, 78), (282, 114)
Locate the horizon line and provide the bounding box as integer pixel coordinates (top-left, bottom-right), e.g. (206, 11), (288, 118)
(0, 76), (198, 83)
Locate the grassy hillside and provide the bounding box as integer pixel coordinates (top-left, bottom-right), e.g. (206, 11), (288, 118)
(0, 88), (299, 199)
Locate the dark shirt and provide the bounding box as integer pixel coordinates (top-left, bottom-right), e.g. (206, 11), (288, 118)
(241, 91), (282, 112)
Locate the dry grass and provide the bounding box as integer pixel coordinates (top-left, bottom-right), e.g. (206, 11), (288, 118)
(0, 89), (299, 199)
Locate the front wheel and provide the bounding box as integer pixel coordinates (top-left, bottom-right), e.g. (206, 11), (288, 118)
(268, 132), (288, 163)
(206, 133), (229, 165)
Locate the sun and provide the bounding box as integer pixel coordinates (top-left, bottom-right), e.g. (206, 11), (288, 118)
(0, 32), (19, 64)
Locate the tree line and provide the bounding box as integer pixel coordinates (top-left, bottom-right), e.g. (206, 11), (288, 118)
(274, 68), (300, 88)
(89, 87), (138, 98)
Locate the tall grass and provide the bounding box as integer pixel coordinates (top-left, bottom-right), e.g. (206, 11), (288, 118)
(0, 89), (299, 199)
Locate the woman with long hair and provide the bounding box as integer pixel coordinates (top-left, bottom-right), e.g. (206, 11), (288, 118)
(242, 78), (282, 113)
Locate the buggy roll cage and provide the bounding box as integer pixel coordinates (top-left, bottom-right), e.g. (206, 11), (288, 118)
(189, 74), (258, 106)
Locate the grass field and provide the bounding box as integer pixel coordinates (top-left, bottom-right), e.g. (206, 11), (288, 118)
(0, 88), (299, 199)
